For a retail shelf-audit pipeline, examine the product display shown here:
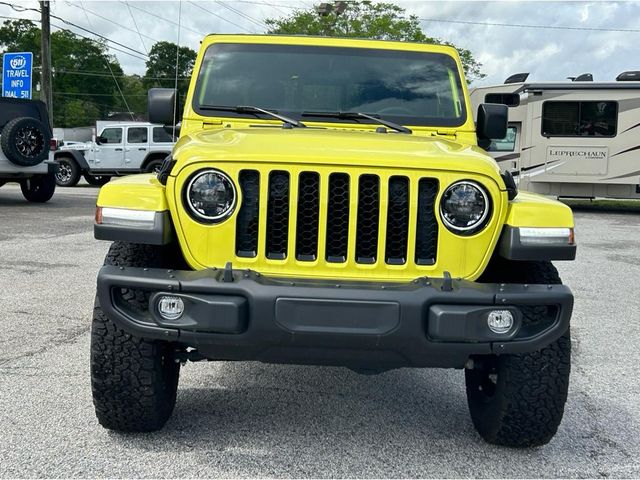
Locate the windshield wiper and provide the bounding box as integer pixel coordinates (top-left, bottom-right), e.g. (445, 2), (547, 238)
(301, 111), (412, 134)
(198, 105), (306, 128)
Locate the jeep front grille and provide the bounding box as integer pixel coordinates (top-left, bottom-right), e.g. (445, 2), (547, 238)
(265, 171), (290, 260)
(236, 169), (439, 267)
(235, 170), (260, 257)
(325, 173), (350, 262)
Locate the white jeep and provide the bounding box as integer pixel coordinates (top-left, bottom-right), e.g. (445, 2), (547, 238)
(0, 98), (57, 203)
(54, 122), (175, 187)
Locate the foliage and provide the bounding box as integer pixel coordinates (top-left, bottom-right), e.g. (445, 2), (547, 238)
(265, 1), (485, 81)
(118, 74), (148, 117)
(0, 19), (128, 126)
(143, 41), (197, 101)
(58, 98), (100, 127)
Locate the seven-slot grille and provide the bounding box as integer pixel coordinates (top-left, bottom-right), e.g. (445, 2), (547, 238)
(236, 170), (439, 266)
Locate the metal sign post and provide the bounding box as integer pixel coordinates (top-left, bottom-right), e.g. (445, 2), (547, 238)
(2, 52), (34, 99)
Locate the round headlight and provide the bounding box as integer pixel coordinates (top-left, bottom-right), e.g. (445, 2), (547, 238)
(440, 181), (490, 234)
(185, 169), (237, 223)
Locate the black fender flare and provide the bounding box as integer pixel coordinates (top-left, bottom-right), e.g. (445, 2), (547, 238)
(55, 150), (89, 172)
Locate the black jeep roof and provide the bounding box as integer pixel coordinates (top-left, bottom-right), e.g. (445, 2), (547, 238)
(0, 98), (52, 135)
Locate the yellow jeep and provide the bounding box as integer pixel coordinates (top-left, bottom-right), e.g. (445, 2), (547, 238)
(91, 35), (576, 446)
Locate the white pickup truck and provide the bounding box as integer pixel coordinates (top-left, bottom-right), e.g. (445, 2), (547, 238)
(54, 122), (175, 187)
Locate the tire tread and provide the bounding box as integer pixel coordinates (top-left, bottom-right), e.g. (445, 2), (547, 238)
(467, 259), (571, 447)
(90, 242), (181, 432)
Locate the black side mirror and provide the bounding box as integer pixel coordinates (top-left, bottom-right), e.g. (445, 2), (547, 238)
(95, 136), (105, 145)
(148, 88), (181, 126)
(477, 103), (508, 149)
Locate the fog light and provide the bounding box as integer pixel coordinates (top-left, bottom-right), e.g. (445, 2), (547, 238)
(158, 296), (184, 320)
(487, 310), (514, 334)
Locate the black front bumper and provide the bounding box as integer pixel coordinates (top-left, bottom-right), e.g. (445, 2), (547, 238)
(97, 266), (573, 369)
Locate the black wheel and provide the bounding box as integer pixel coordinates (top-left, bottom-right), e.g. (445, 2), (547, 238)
(466, 259), (571, 447)
(84, 173), (111, 186)
(20, 172), (56, 202)
(91, 242), (184, 432)
(1, 117), (51, 167)
(54, 156), (81, 187)
(144, 159), (164, 174)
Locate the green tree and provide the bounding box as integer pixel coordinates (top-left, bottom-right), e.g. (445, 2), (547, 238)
(265, 1), (485, 81)
(143, 41), (197, 101)
(59, 98), (100, 127)
(0, 19), (126, 126)
(118, 74), (148, 118)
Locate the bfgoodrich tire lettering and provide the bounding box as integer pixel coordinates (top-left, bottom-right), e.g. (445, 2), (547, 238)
(90, 241), (184, 432)
(1, 117), (51, 167)
(466, 259), (571, 447)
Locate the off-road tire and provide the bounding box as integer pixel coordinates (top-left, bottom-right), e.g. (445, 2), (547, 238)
(91, 242), (184, 432)
(1, 117), (51, 167)
(466, 259), (571, 447)
(84, 173), (111, 186)
(144, 159), (164, 174)
(20, 172), (56, 202)
(55, 156), (81, 187)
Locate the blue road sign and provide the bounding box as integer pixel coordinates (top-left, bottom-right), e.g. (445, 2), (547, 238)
(2, 52), (33, 99)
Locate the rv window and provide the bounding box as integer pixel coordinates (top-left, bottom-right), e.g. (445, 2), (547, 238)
(542, 101), (617, 137)
(485, 93), (520, 107)
(487, 126), (517, 152)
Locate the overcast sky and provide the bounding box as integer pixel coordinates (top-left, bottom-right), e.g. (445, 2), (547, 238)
(1, 0), (638, 85)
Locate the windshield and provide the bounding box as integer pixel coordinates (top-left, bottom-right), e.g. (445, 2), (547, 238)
(193, 43), (467, 127)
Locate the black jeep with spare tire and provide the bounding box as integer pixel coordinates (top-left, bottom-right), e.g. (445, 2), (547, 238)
(0, 98), (58, 203)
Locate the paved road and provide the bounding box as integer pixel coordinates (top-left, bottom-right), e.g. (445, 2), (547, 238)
(0, 184), (639, 478)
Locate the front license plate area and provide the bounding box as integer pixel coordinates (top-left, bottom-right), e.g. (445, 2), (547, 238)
(274, 297), (400, 335)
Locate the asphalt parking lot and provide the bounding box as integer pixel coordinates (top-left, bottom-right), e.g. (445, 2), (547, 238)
(0, 183), (639, 478)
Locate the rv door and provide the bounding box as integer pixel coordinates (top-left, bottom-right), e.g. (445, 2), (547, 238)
(485, 123), (521, 172)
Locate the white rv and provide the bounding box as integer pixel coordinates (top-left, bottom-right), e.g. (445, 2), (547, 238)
(470, 72), (640, 199)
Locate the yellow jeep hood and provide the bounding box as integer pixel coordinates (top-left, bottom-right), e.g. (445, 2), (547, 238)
(171, 127), (502, 179)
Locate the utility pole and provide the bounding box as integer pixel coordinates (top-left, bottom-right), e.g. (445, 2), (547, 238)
(40, 0), (53, 126)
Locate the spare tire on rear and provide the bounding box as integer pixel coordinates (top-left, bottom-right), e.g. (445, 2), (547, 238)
(1, 117), (51, 167)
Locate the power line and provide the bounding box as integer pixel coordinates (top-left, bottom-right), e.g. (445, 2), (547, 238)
(52, 92), (134, 110)
(0, 9), (196, 77)
(0, 14), (150, 62)
(0, 1), (150, 57)
(51, 24), (148, 62)
(124, 1), (151, 53)
(124, 0), (162, 89)
(52, 68), (189, 80)
(420, 17), (640, 33)
(216, 1), (267, 28)
(214, 0), (269, 29)
(126, 2), (206, 37)
(231, 0), (298, 9)
(53, 92), (148, 97)
(187, 1), (253, 33)
(78, 0), (134, 120)
(63, 0), (162, 44)
(51, 11), (148, 57)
